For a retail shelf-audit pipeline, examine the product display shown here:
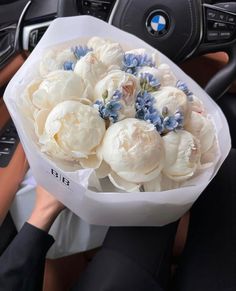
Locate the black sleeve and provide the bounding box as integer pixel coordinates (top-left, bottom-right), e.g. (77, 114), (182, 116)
(0, 222), (54, 291)
(0, 212), (17, 256)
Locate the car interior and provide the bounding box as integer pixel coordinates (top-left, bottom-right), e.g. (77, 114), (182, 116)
(0, 0), (235, 290)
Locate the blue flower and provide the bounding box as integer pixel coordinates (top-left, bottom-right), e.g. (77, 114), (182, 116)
(163, 116), (179, 131)
(93, 93), (123, 123)
(103, 100), (122, 116)
(176, 80), (193, 101)
(140, 73), (160, 92)
(135, 90), (164, 133)
(72, 45), (92, 60)
(174, 110), (184, 129)
(123, 53), (156, 75)
(139, 54), (155, 67)
(162, 110), (184, 131)
(112, 90), (123, 101)
(135, 91), (152, 119)
(144, 111), (164, 133)
(123, 54), (140, 68)
(63, 61), (75, 71)
(123, 54), (140, 75)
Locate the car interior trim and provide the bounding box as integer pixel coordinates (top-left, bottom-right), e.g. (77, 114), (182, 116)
(0, 54), (25, 88)
(203, 3), (236, 16)
(0, 99), (10, 130)
(14, 1), (32, 50)
(22, 20), (52, 51)
(108, 0), (120, 24)
(182, 0), (204, 61)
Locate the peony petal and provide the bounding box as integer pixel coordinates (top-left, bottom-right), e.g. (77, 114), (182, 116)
(109, 171), (140, 192)
(143, 175), (162, 192)
(200, 138), (218, 166)
(163, 130), (201, 182)
(117, 164), (163, 183)
(34, 109), (50, 137)
(95, 160), (111, 178)
(80, 154), (102, 169)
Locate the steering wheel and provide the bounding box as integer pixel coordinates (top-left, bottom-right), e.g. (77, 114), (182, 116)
(57, 0), (236, 100)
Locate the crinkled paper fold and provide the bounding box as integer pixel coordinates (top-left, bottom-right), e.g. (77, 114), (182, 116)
(4, 16), (231, 226)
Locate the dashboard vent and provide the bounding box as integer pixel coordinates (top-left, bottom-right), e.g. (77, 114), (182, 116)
(22, 21), (51, 51)
(28, 26), (48, 51)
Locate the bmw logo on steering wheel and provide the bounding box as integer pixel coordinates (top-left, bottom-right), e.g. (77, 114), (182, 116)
(146, 10), (170, 37)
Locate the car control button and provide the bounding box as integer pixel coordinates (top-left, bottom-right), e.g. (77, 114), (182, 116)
(0, 136), (16, 144)
(102, 4), (110, 11)
(218, 12), (227, 22)
(212, 22), (228, 29)
(207, 9), (218, 20)
(228, 24), (236, 30)
(0, 120), (19, 168)
(227, 15), (236, 24)
(207, 30), (219, 41)
(0, 146), (11, 155)
(83, 0), (90, 6)
(219, 31), (233, 39)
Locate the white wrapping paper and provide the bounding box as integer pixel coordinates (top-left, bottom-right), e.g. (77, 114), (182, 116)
(4, 16), (231, 226)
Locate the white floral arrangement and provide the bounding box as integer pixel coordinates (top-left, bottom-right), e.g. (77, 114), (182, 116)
(4, 16), (230, 226)
(21, 36), (218, 193)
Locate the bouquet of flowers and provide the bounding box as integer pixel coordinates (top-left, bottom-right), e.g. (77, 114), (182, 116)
(4, 16), (231, 226)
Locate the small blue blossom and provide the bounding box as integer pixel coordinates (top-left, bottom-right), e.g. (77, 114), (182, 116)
(136, 91), (154, 111)
(140, 73), (160, 92)
(123, 54), (140, 68)
(135, 91), (164, 133)
(103, 100), (122, 116)
(139, 54), (155, 67)
(174, 110), (184, 129)
(112, 90), (122, 101)
(135, 90), (185, 134)
(72, 45), (92, 60)
(144, 111), (164, 133)
(123, 53), (156, 75)
(162, 110), (184, 131)
(176, 80), (193, 101)
(93, 91), (123, 123)
(63, 61), (75, 71)
(163, 116), (179, 131)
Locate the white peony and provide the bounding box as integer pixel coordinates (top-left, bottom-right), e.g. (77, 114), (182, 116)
(152, 86), (191, 124)
(158, 64), (177, 87)
(39, 100), (106, 168)
(74, 52), (107, 87)
(94, 70), (139, 121)
(162, 130), (201, 182)
(87, 36), (108, 51)
(88, 37), (124, 69)
(34, 109), (51, 138)
(39, 48), (77, 77)
(190, 95), (206, 115)
(32, 70), (88, 110)
(185, 111), (216, 155)
(100, 118), (165, 191)
(20, 79), (42, 119)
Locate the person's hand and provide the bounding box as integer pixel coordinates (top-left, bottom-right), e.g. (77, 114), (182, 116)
(28, 186), (66, 232)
